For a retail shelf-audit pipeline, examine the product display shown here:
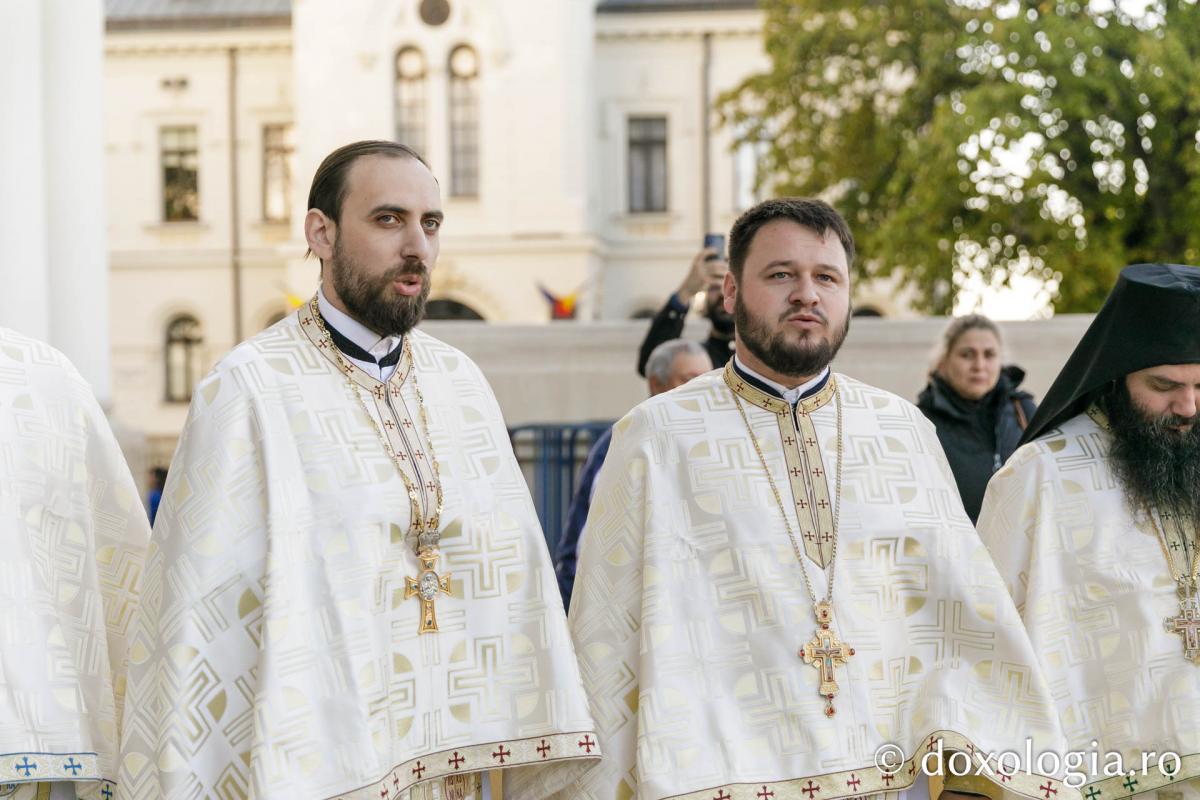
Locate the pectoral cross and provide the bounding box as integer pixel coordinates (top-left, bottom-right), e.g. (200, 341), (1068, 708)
(800, 601), (854, 717)
(406, 548), (452, 634)
(1164, 594), (1200, 663)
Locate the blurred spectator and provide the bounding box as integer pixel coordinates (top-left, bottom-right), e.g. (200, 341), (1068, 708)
(147, 466), (168, 525)
(917, 315), (1037, 523)
(636, 249), (735, 376)
(556, 339), (713, 608)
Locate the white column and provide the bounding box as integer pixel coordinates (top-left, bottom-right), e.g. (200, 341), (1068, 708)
(42, 0), (111, 404)
(0, 0), (50, 341)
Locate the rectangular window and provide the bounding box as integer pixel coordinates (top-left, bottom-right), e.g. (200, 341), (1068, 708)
(262, 123), (295, 223)
(628, 116), (668, 214)
(734, 135), (770, 212)
(449, 77), (480, 198)
(161, 125), (199, 222)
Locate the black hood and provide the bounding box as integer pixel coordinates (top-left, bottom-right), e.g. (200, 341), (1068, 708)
(1019, 263), (1200, 446)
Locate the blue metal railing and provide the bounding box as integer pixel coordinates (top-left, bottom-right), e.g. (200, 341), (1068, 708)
(508, 421), (614, 552)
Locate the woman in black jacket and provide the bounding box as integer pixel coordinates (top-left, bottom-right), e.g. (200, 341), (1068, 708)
(916, 315), (1038, 523)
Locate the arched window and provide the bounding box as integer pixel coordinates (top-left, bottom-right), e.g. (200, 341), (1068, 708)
(423, 299), (484, 321)
(164, 314), (203, 403)
(448, 45), (480, 198)
(394, 47), (427, 156)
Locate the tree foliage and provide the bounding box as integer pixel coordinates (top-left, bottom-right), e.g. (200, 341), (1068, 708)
(720, 0), (1200, 314)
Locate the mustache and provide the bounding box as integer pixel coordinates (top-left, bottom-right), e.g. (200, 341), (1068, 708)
(1159, 413), (1199, 429)
(383, 260), (429, 281)
(779, 305), (828, 324)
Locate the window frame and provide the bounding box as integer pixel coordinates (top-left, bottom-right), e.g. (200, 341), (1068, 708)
(627, 115), (669, 214)
(160, 125), (200, 223)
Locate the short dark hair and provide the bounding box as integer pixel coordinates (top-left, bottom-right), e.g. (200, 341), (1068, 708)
(307, 140), (429, 224)
(728, 198), (856, 279)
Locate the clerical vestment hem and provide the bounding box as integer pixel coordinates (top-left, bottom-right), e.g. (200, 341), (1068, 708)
(655, 729), (1073, 800)
(322, 731), (601, 800)
(1077, 751), (1200, 800)
(0, 753), (109, 786)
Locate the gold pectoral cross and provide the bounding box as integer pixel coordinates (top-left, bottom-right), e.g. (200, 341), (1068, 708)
(800, 601), (855, 717)
(1165, 594), (1200, 664)
(406, 548), (452, 634)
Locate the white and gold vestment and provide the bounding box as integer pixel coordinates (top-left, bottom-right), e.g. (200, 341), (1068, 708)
(979, 410), (1200, 799)
(117, 307), (598, 799)
(1, 328), (149, 800)
(550, 368), (1073, 800)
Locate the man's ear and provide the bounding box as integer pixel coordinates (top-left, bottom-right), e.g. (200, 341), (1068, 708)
(723, 269), (737, 315)
(305, 209), (336, 262)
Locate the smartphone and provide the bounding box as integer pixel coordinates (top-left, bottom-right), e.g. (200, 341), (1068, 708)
(703, 233), (726, 261)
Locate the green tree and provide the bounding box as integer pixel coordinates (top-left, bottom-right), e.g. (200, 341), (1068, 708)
(721, 0), (1200, 313)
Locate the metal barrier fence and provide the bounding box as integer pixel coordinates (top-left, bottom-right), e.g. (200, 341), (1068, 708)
(508, 421), (614, 552)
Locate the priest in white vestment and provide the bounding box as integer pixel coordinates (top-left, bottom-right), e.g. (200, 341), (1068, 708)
(978, 264), (1200, 798)
(544, 199), (1074, 800)
(117, 142), (598, 800)
(1, 328), (150, 800)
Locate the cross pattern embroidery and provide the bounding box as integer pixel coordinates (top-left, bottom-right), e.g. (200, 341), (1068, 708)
(802, 780), (821, 798)
(63, 758), (82, 775)
(15, 757), (36, 776)
(411, 762), (426, 779)
(759, 788), (776, 799)
(448, 752), (465, 770)
(578, 735), (596, 753)
(537, 740), (551, 758)
(492, 745), (512, 764)
(1040, 782), (1058, 799)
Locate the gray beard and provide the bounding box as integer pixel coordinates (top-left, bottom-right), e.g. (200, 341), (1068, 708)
(1102, 381), (1200, 523)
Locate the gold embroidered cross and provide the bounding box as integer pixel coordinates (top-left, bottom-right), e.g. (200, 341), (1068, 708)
(405, 549), (452, 634)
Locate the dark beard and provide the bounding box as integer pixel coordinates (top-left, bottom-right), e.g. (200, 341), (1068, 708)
(329, 237), (430, 336)
(734, 294), (850, 379)
(1102, 381), (1200, 521)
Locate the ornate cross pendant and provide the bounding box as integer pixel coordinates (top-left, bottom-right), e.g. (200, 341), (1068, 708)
(406, 548), (452, 634)
(1164, 594), (1200, 664)
(800, 601), (855, 717)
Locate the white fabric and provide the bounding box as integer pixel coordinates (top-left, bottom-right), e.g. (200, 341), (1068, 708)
(545, 371), (1073, 800)
(0, 327), (149, 799)
(978, 411), (1200, 796)
(317, 285), (403, 382)
(117, 309), (598, 800)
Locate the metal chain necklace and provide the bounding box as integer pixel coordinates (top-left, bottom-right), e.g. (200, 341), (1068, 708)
(1148, 505), (1200, 663)
(309, 296), (451, 634)
(733, 381), (854, 716)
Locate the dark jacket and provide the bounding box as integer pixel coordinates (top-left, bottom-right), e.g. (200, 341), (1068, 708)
(553, 427), (613, 611)
(636, 295), (734, 377)
(916, 366), (1037, 524)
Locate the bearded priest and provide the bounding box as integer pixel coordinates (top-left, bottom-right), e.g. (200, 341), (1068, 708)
(978, 263), (1200, 797)
(544, 199), (1073, 800)
(0, 328), (149, 800)
(117, 141), (598, 800)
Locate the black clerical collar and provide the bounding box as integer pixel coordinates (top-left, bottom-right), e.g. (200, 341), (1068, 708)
(319, 315), (405, 367)
(731, 357), (831, 405)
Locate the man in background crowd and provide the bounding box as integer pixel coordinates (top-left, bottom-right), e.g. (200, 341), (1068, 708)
(636, 248), (735, 376)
